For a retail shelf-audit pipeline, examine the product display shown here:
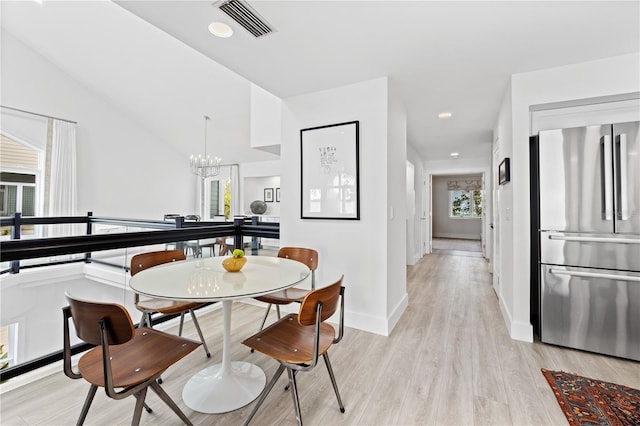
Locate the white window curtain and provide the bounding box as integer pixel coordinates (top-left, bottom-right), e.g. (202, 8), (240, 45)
(229, 164), (240, 218)
(47, 119), (77, 236)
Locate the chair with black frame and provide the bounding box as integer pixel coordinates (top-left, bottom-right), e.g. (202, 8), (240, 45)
(62, 293), (200, 426)
(130, 250), (211, 360)
(242, 276), (346, 426)
(253, 247), (318, 332)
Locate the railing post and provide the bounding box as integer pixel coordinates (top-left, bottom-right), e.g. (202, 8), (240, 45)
(10, 212), (21, 273)
(175, 216), (185, 252)
(85, 211), (93, 263)
(251, 216), (260, 256)
(233, 217), (244, 253)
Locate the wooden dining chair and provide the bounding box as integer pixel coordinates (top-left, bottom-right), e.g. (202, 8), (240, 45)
(242, 277), (346, 426)
(62, 293), (200, 426)
(253, 247), (318, 332)
(130, 250), (211, 359)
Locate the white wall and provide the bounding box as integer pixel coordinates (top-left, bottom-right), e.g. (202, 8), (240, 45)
(281, 77), (407, 336)
(495, 52), (640, 342)
(386, 85), (409, 326)
(1, 32), (195, 219)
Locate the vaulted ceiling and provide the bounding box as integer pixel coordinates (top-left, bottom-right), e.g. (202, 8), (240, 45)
(3, 1), (639, 161)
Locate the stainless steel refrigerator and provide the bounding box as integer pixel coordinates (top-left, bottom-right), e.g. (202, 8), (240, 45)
(533, 121), (640, 361)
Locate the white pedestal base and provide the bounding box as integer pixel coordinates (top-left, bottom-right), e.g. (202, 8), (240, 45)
(182, 361), (266, 414)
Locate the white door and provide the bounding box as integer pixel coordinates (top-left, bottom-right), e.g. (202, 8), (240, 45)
(406, 161), (417, 264)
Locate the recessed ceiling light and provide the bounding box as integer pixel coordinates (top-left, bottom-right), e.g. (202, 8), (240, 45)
(450, 152), (460, 158)
(438, 112), (453, 119)
(209, 22), (233, 38)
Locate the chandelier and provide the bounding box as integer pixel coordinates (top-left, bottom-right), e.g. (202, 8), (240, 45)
(190, 115), (221, 178)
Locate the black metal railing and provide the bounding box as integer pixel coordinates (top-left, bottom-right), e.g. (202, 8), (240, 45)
(0, 212), (279, 272)
(0, 213), (279, 381)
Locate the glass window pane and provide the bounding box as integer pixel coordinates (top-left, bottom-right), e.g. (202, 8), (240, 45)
(451, 190), (471, 217)
(209, 181), (219, 217)
(1, 185), (17, 216)
(22, 186), (35, 216)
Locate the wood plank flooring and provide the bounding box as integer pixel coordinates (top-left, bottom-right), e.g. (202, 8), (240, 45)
(1, 252), (639, 425)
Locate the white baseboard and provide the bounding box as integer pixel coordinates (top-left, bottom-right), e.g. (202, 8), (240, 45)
(498, 296), (533, 343)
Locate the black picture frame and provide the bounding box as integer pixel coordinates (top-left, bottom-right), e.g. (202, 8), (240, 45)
(499, 158), (510, 185)
(275, 188), (280, 202)
(300, 120), (360, 220)
(264, 188), (274, 202)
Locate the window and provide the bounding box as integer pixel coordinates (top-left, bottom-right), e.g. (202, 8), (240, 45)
(1, 173), (36, 217)
(450, 189), (483, 218)
(209, 180), (220, 217)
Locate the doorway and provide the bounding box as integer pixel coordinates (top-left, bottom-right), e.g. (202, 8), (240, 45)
(428, 173), (486, 258)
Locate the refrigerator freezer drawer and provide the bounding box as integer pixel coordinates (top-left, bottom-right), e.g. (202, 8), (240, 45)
(541, 265), (640, 361)
(540, 231), (640, 271)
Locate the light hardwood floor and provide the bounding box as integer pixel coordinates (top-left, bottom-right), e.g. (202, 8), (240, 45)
(2, 253), (639, 425)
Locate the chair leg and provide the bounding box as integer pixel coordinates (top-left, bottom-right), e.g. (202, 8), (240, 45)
(178, 312), (185, 336)
(287, 368), (303, 426)
(131, 388), (148, 426)
(276, 305), (281, 320)
(76, 384), (98, 426)
(243, 364), (286, 426)
(258, 304), (273, 331)
(252, 304), (273, 353)
(189, 309), (211, 358)
(149, 380), (194, 426)
(323, 353), (345, 413)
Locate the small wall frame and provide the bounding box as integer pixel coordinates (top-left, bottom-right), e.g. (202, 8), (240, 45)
(499, 158), (510, 185)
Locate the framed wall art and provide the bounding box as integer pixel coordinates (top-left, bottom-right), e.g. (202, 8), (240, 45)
(300, 120), (360, 219)
(499, 158), (510, 185)
(264, 187), (274, 202)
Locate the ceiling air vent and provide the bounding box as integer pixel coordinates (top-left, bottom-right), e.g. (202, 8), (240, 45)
(216, 0), (275, 38)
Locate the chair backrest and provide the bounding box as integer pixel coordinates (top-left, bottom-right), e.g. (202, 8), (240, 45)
(298, 276), (343, 326)
(130, 249), (186, 276)
(278, 247), (318, 288)
(65, 293), (135, 346)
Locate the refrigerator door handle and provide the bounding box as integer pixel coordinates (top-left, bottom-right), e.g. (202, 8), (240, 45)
(547, 234), (640, 244)
(550, 268), (640, 282)
(615, 133), (629, 220)
(601, 135), (614, 220)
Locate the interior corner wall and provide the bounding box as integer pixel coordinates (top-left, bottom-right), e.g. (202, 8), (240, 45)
(386, 86), (408, 332)
(500, 52), (640, 342)
(280, 77), (396, 335)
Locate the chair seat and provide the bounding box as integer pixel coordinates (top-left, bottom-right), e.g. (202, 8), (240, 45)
(242, 314), (335, 365)
(136, 298), (204, 315)
(78, 328), (200, 388)
(255, 287), (309, 305)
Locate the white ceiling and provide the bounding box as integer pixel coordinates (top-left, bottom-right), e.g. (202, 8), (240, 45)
(4, 1), (640, 162)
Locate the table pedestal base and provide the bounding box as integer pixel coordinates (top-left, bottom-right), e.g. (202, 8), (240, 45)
(182, 361), (266, 414)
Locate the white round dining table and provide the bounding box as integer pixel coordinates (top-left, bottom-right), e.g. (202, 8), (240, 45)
(129, 255), (311, 414)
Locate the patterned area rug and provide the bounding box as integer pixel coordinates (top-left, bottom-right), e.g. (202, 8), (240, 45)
(542, 368), (640, 426)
